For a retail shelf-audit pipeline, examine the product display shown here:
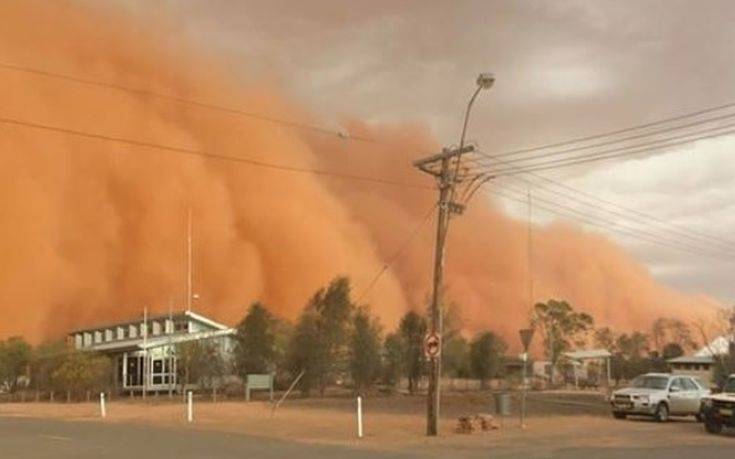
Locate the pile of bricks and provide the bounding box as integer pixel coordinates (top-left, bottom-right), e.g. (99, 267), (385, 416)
(456, 413), (499, 434)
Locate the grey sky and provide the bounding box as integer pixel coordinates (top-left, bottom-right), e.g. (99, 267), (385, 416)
(119, 0), (735, 303)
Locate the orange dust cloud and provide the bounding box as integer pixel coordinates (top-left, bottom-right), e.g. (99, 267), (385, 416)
(0, 1), (718, 345)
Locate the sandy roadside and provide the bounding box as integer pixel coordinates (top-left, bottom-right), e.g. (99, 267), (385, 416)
(0, 399), (731, 454)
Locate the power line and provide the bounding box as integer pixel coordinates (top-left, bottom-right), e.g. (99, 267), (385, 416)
(478, 125), (735, 177)
(5, 60), (734, 257)
(473, 112), (735, 166)
(0, 115), (430, 190)
(469, 121), (735, 171)
(486, 185), (735, 263)
(488, 99), (735, 158)
(0, 61), (381, 144)
(502, 168), (735, 250)
(355, 203), (437, 304)
(497, 182), (735, 258)
(473, 149), (735, 252)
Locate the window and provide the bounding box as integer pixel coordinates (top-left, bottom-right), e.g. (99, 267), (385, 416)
(681, 378), (698, 391)
(150, 358), (175, 386)
(669, 378), (683, 391)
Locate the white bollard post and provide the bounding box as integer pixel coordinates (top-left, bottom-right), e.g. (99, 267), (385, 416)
(187, 391), (193, 423)
(100, 392), (106, 419)
(356, 396), (363, 439)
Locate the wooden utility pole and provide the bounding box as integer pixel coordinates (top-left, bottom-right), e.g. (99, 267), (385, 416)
(413, 145), (474, 436)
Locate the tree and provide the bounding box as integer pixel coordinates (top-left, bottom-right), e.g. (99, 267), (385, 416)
(314, 277), (355, 378)
(382, 333), (404, 387)
(443, 335), (470, 378)
(441, 302), (469, 378)
(29, 341), (67, 393)
(234, 303), (278, 377)
(469, 332), (507, 389)
(532, 299), (594, 384)
(52, 350), (111, 400)
(175, 340), (208, 391)
(0, 336), (32, 392)
(349, 307), (382, 394)
(616, 332), (652, 379)
(651, 317), (696, 352)
(398, 311), (427, 394)
(287, 310), (324, 396)
(287, 276), (356, 396)
(662, 342), (684, 360)
(593, 327), (616, 351)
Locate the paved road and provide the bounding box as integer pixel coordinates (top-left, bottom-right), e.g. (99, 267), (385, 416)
(0, 416), (731, 459)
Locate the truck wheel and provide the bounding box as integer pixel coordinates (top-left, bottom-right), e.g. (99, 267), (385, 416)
(654, 403), (669, 422)
(612, 411), (627, 420)
(704, 418), (723, 434)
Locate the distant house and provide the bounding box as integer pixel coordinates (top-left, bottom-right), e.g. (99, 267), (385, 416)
(668, 334), (733, 386)
(68, 310), (235, 394)
(667, 355), (716, 386)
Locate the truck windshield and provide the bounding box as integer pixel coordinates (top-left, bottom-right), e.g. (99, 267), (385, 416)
(631, 375), (669, 389)
(724, 377), (735, 393)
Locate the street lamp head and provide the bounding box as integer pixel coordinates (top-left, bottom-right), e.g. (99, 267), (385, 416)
(476, 72), (495, 89)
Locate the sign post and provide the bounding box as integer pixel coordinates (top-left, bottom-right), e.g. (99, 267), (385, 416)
(424, 332), (441, 359)
(519, 328), (534, 429)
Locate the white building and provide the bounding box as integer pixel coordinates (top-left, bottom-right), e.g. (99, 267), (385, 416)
(68, 310), (235, 394)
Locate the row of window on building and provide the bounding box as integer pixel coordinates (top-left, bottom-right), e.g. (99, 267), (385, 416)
(73, 319), (190, 348)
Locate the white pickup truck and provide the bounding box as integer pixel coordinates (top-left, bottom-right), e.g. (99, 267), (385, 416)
(701, 374), (735, 434)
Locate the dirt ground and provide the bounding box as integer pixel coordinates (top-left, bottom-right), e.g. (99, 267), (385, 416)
(0, 391), (732, 454)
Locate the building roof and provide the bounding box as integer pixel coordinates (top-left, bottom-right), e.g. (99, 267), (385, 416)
(667, 355), (716, 364)
(694, 335), (734, 357)
(564, 349), (612, 360)
(69, 309), (229, 335)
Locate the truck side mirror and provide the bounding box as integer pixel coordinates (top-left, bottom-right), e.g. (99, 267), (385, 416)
(670, 386), (680, 393)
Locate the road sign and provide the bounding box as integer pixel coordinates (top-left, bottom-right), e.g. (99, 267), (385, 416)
(519, 328), (535, 351)
(424, 332), (441, 359)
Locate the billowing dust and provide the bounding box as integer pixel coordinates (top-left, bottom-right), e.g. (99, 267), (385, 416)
(0, 1), (718, 345)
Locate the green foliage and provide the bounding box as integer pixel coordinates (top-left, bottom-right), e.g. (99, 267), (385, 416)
(234, 302), (278, 376)
(662, 342), (684, 360)
(175, 340), (225, 389)
(382, 332), (404, 386)
(441, 302), (470, 378)
(713, 341), (735, 389)
(616, 331), (650, 360)
(349, 307), (382, 394)
(287, 310), (324, 396)
(29, 341), (68, 392)
(532, 299), (594, 380)
(443, 335), (470, 378)
(288, 276), (356, 396)
(398, 310), (427, 394)
(469, 332), (507, 388)
(0, 336), (32, 392)
(593, 327), (616, 351)
(52, 350), (111, 397)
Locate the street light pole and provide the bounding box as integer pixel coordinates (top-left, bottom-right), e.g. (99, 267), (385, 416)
(414, 73), (494, 437)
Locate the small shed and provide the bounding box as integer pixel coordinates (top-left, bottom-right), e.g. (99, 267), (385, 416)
(563, 349), (612, 389)
(667, 355), (716, 386)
